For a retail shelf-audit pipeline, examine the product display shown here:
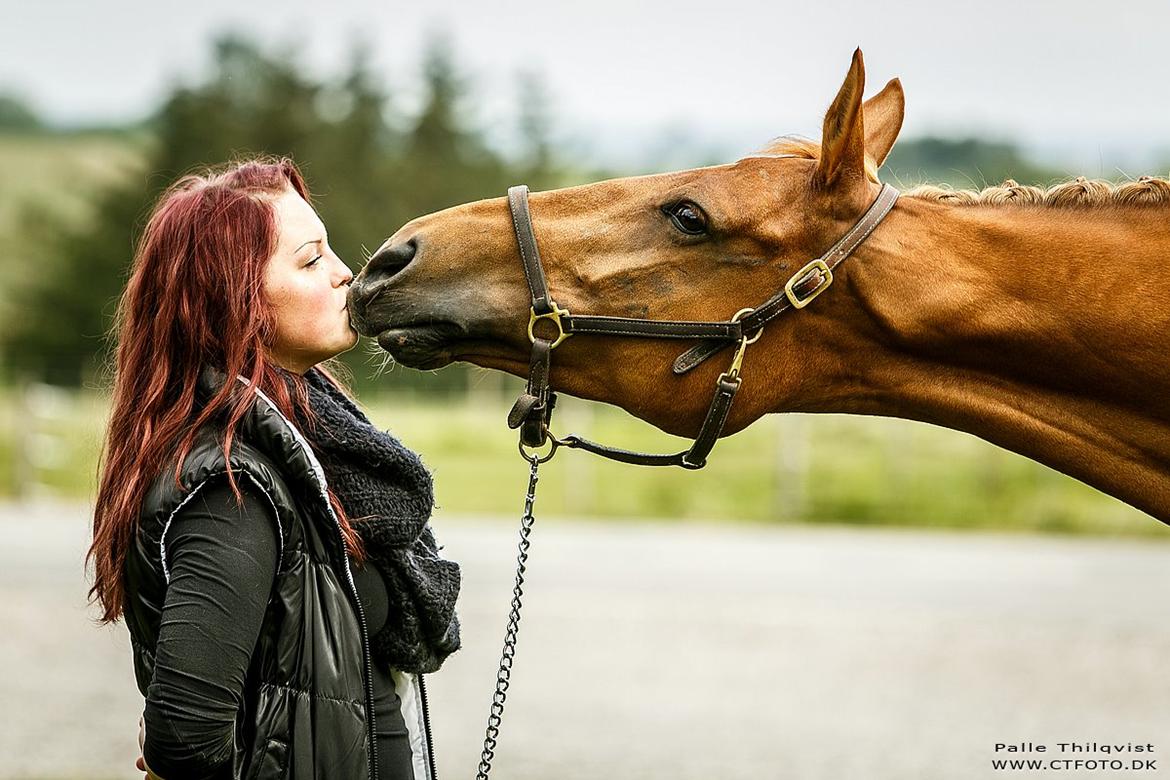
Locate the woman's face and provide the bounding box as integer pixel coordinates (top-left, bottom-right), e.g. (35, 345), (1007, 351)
(263, 187), (359, 373)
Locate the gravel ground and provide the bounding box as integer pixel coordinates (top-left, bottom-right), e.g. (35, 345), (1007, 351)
(2, 501), (1169, 779)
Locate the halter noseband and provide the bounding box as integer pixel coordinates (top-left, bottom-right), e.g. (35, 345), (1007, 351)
(505, 181), (900, 469)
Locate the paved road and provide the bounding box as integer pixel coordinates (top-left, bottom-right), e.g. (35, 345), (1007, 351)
(2, 501), (1169, 779)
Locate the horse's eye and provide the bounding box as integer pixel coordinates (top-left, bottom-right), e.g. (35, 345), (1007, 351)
(664, 201), (708, 235)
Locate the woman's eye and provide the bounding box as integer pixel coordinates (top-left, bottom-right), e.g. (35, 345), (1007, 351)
(664, 201), (708, 235)
(305, 254), (322, 268)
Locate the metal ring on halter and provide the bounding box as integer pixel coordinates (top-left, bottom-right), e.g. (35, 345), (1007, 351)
(527, 301), (573, 348)
(730, 307), (763, 344)
(518, 433), (558, 464)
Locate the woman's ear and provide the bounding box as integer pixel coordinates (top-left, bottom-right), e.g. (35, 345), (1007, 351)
(814, 48), (867, 191)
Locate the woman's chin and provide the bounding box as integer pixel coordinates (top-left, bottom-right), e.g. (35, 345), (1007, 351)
(332, 332), (361, 359)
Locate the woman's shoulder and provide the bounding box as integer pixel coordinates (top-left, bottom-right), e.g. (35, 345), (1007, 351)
(140, 423), (297, 530)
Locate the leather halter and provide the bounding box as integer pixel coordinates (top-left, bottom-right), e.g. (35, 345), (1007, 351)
(505, 181), (900, 469)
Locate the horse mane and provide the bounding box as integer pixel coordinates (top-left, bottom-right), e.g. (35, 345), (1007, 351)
(756, 136), (881, 184)
(756, 136), (1170, 209)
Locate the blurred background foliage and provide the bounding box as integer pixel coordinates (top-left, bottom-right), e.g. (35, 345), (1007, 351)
(0, 34), (574, 388)
(0, 34), (1159, 534)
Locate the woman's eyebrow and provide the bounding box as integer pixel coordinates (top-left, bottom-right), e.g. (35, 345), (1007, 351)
(294, 239), (322, 253)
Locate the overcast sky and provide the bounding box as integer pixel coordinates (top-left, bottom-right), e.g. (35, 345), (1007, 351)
(5, 0), (1169, 173)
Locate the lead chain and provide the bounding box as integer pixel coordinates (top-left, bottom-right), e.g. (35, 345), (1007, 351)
(476, 455), (541, 780)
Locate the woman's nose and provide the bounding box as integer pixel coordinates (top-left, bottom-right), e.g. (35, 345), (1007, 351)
(333, 256), (354, 287)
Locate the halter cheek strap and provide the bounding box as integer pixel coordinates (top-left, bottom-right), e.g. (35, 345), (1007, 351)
(505, 181), (900, 469)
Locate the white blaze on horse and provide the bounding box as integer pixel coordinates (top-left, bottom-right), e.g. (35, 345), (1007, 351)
(348, 49), (1170, 525)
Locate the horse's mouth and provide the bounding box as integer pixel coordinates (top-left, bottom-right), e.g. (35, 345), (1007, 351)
(351, 280), (530, 373)
(375, 322), (467, 370)
(373, 322), (530, 375)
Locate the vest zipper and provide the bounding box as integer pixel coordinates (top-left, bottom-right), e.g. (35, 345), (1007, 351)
(335, 539), (379, 780)
(419, 673), (438, 780)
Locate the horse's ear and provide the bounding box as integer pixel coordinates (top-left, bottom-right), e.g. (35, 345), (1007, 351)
(863, 78), (905, 168)
(814, 48), (867, 191)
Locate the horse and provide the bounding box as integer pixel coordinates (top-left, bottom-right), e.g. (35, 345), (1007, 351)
(347, 49), (1170, 526)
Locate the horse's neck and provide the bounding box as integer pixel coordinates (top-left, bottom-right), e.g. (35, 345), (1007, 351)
(793, 196), (1170, 522)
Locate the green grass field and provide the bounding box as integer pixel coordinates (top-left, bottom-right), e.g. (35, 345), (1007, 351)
(1, 384), (1161, 537)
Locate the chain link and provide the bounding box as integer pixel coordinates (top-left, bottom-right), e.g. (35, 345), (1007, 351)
(476, 455), (542, 780)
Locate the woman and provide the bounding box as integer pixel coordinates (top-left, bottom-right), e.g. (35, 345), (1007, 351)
(87, 158), (460, 780)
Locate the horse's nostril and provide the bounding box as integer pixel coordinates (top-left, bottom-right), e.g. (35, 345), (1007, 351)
(366, 237), (417, 280)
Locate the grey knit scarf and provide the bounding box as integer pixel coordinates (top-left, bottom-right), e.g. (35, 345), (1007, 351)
(297, 368), (461, 674)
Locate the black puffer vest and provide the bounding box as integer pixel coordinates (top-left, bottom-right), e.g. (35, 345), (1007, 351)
(122, 370), (432, 780)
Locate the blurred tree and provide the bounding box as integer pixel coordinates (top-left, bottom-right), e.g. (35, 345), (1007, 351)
(309, 45), (402, 266)
(398, 35), (511, 214)
(6, 176), (148, 385)
(150, 36), (323, 187)
(515, 70), (558, 190)
(884, 137), (1064, 189)
(0, 93), (44, 132)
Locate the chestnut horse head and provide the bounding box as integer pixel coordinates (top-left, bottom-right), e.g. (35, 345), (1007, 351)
(348, 49), (904, 439)
(351, 47), (1170, 522)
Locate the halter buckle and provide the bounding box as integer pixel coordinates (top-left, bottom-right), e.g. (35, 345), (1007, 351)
(784, 259), (833, 309)
(528, 301), (573, 348)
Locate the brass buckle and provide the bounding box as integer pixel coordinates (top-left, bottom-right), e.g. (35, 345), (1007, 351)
(528, 301), (572, 348)
(784, 259), (833, 309)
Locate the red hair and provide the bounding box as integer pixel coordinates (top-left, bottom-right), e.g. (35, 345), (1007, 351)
(88, 156), (364, 624)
